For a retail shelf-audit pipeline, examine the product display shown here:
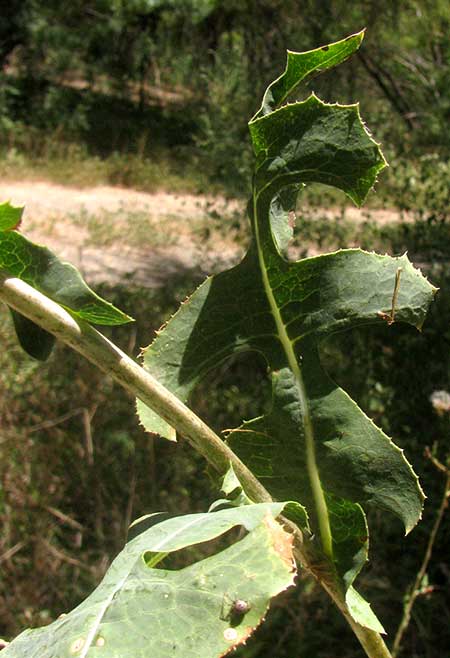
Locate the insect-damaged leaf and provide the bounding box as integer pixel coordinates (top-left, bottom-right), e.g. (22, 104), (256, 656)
(3, 504), (295, 658)
(0, 202), (132, 360)
(137, 33), (436, 631)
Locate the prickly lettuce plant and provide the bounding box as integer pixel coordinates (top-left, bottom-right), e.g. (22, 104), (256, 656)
(137, 30), (435, 634)
(0, 32), (436, 658)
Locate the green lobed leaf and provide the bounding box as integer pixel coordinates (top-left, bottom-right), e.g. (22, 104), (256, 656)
(137, 33), (437, 629)
(250, 94), (387, 207)
(253, 30), (364, 121)
(0, 231), (133, 325)
(3, 504), (296, 658)
(0, 202), (133, 359)
(138, 34), (436, 631)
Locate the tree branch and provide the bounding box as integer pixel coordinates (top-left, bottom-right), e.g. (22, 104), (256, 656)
(357, 51), (416, 130)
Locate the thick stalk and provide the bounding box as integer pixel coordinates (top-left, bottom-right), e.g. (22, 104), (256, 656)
(0, 273), (270, 505)
(0, 272), (393, 658)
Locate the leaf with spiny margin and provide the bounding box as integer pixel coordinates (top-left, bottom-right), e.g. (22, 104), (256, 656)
(254, 30), (364, 120)
(250, 94), (387, 206)
(3, 504), (296, 658)
(137, 34), (437, 630)
(0, 202), (133, 359)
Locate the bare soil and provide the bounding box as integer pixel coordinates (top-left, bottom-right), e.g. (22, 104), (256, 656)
(0, 179), (405, 288)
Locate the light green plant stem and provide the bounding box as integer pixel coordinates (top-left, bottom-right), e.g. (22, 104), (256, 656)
(319, 577), (394, 658)
(0, 272), (270, 505)
(253, 193), (333, 560)
(0, 272), (394, 658)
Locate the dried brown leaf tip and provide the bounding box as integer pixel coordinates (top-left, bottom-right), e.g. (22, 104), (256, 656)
(263, 514), (295, 570)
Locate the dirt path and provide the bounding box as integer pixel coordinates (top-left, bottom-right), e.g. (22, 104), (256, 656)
(0, 179), (246, 286)
(0, 179), (406, 288)
(0, 180), (403, 226)
(0, 180), (220, 221)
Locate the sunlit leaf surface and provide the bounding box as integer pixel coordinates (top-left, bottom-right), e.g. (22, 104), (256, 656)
(3, 505), (295, 658)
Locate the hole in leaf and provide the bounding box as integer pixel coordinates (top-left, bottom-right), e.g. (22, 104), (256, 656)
(143, 525), (246, 570)
(276, 183), (353, 262)
(320, 323), (405, 432)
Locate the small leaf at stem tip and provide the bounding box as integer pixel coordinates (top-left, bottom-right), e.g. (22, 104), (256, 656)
(0, 231), (133, 326)
(252, 30), (365, 121)
(0, 206), (132, 359)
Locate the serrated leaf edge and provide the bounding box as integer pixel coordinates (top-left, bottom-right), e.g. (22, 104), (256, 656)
(252, 30), (365, 121)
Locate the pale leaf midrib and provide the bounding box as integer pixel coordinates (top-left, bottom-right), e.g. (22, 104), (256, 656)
(253, 192), (333, 560)
(78, 516), (207, 657)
